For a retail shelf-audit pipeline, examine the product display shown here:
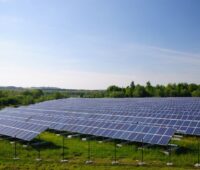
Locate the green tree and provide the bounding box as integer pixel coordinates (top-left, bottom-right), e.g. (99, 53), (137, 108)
(192, 89), (200, 97)
(125, 87), (132, 97)
(188, 84), (198, 93)
(31, 89), (44, 98)
(107, 85), (122, 92)
(145, 81), (154, 97)
(130, 81), (135, 89)
(155, 85), (166, 97)
(132, 85), (147, 97)
(109, 91), (125, 98)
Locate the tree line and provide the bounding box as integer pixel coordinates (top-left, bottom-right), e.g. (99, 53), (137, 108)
(106, 81), (200, 98)
(0, 82), (200, 109)
(0, 89), (68, 109)
(81, 82), (200, 98)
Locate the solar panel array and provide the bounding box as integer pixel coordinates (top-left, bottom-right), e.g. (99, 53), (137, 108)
(1, 98), (199, 144)
(0, 106), (175, 145)
(0, 117), (47, 141)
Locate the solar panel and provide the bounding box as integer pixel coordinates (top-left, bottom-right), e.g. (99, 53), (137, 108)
(0, 118), (47, 133)
(0, 114), (48, 141)
(0, 124), (41, 141)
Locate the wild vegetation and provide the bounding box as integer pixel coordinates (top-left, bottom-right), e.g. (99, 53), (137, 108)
(0, 89), (68, 109)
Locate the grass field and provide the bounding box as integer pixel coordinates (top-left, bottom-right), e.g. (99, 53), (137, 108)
(0, 132), (199, 170)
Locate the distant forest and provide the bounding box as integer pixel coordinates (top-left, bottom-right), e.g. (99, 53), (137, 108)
(0, 82), (200, 108)
(104, 82), (200, 97)
(81, 81), (200, 98)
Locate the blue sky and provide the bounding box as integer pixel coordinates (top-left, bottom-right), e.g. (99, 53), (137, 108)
(0, 0), (200, 89)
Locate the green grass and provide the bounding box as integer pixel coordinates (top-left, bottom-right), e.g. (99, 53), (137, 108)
(0, 132), (199, 170)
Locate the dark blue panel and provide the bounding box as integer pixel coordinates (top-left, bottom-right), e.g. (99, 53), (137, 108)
(121, 124), (131, 131)
(164, 128), (175, 136)
(148, 127), (158, 134)
(159, 136), (170, 145)
(113, 131), (123, 138)
(134, 126), (143, 133)
(127, 132), (137, 141)
(134, 133), (145, 142)
(176, 121), (183, 126)
(182, 121), (190, 127)
(190, 121), (198, 127)
(120, 132), (131, 140)
(90, 128), (99, 135)
(157, 128), (167, 135)
(150, 135), (161, 144)
(186, 128), (195, 134)
(102, 122), (111, 128)
(179, 126), (187, 131)
(194, 128), (200, 135)
(95, 129), (105, 135)
(103, 130), (113, 137)
(127, 125), (137, 131)
(142, 126), (150, 133)
(143, 134), (154, 143)
(107, 130), (118, 138)
(169, 120), (176, 126)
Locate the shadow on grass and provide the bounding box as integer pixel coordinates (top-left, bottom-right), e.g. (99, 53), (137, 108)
(175, 146), (195, 155)
(30, 139), (63, 150)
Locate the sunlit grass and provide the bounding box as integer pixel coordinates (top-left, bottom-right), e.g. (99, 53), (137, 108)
(0, 132), (198, 170)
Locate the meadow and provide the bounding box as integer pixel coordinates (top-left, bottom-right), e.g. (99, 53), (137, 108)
(0, 131), (198, 170)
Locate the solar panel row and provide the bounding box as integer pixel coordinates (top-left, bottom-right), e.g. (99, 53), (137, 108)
(0, 107), (175, 145)
(0, 98), (199, 144)
(23, 98), (200, 136)
(59, 118), (175, 145)
(12, 107), (200, 136)
(0, 116), (48, 141)
(0, 124), (40, 141)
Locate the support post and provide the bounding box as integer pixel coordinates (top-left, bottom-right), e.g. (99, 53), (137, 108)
(13, 136), (19, 160)
(85, 136), (93, 164)
(169, 143), (171, 162)
(142, 138), (143, 163)
(112, 140), (119, 165)
(88, 136), (90, 161)
(61, 134), (68, 162)
(14, 136), (16, 158)
(114, 140), (116, 162)
(198, 138), (199, 165)
(63, 134), (65, 160)
(167, 142), (173, 166)
(138, 138), (145, 165)
(36, 135), (41, 161)
(195, 137), (200, 167)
